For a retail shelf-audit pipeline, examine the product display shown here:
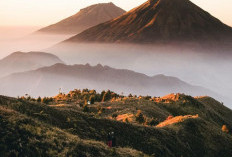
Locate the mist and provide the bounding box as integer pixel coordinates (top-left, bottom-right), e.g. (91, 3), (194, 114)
(47, 42), (232, 106)
(0, 26), (73, 59)
(0, 27), (231, 108)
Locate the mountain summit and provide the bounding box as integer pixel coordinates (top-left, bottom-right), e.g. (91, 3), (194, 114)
(38, 3), (125, 34)
(65, 0), (232, 43)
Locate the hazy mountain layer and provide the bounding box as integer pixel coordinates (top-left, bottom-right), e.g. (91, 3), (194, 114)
(0, 51), (64, 78)
(0, 63), (221, 100)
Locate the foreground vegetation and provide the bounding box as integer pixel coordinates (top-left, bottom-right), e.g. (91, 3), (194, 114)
(1, 89), (232, 157)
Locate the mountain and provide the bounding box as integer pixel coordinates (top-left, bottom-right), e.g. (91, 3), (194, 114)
(64, 0), (232, 44)
(0, 51), (64, 78)
(0, 92), (232, 156)
(38, 3), (125, 34)
(0, 63), (222, 100)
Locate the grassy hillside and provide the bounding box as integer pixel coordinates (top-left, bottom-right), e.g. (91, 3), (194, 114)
(0, 90), (232, 157)
(0, 97), (146, 157)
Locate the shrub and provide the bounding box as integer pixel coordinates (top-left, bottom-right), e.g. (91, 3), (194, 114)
(112, 113), (118, 119)
(222, 125), (229, 133)
(37, 97), (41, 103)
(97, 106), (103, 115)
(125, 118), (130, 123)
(83, 104), (89, 112)
(166, 115), (174, 121)
(135, 110), (145, 124)
(149, 118), (160, 126)
(102, 90), (111, 102)
(89, 95), (95, 104)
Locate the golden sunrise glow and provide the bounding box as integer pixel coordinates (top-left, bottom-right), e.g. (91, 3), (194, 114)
(0, 0), (232, 27)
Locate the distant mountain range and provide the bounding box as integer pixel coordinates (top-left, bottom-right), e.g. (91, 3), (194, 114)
(37, 3), (125, 34)
(64, 0), (232, 45)
(0, 51), (64, 78)
(0, 63), (222, 99)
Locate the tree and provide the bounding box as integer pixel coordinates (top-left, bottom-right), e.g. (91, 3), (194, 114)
(31, 98), (36, 102)
(89, 95), (95, 104)
(112, 113), (118, 119)
(42, 97), (53, 104)
(102, 90), (111, 102)
(98, 109), (103, 115)
(42, 97), (48, 104)
(83, 104), (89, 112)
(100, 90), (106, 100)
(135, 110), (145, 124)
(222, 125), (229, 133)
(125, 118), (130, 123)
(27, 96), (31, 101)
(37, 97), (41, 103)
(144, 95), (151, 100)
(166, 115), (174, 120)
(149, 118), (160, 126)
(49, 97), (54, 103)
(82, 88), (89, 93)
(84, 97), (88, 105)
(89, 90), (96, 95)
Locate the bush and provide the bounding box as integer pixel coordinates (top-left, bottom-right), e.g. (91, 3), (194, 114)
(166, 115), (174, 121)
(112, 113), (118, 119)
(148, 118), (160, 126)
(83, 104), (89, 112)
(135, 110), (145, 124)
(89, 95), (95, 104)
(222, 125), (229, 133)
(125, 118), (130, 123)
(102, 90), (111, 102)
(37, 97), (41, 103)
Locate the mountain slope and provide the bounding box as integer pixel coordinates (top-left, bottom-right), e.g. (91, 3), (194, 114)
(0, 93), (232, 156)
(0, 96), (146, 157)
(0, 51), (64, 78)
(38, 3), (125, 34)
(65, 0), (232, 44)
(0, 63), (222, 99)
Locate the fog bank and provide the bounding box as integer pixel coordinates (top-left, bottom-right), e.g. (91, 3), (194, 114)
(0, 26), (73, 59)
(47, 43), (232, 106)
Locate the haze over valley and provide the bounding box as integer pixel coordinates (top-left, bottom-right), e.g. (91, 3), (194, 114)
(0, 0), (232, 108)
(47, 43), (232, 107)
(0, 1), (232, 156)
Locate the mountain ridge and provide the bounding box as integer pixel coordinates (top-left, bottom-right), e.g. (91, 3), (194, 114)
(0, 63), (224, 102)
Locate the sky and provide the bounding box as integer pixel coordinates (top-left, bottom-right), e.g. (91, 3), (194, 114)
(0, 0), (232, 27)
